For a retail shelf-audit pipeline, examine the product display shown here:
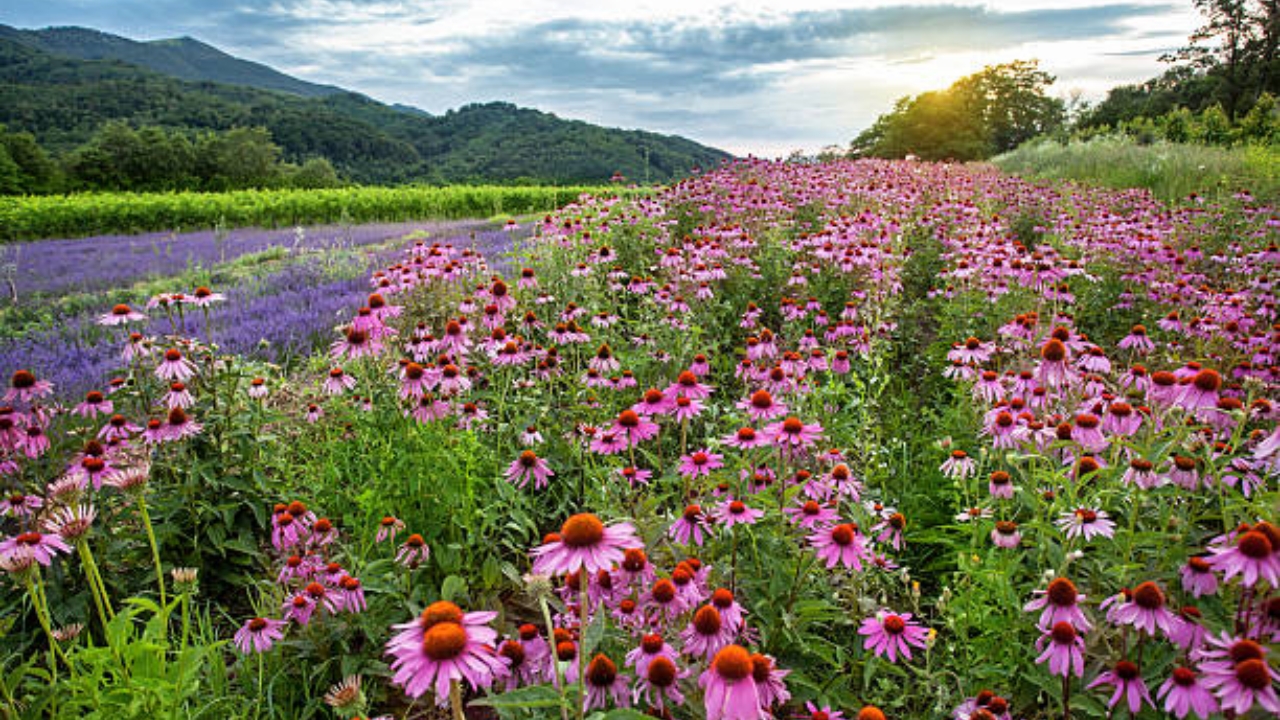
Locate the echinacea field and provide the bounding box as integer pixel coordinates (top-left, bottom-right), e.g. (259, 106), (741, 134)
(7, 0), (1280, 715)
(1, 155), (1276, 720)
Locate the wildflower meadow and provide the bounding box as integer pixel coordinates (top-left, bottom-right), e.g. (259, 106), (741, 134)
(0, 158), (1276, 720)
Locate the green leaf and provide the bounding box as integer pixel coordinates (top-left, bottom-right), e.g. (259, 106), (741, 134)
(440, 574), (468, 603)
(469, 683), (565, 709)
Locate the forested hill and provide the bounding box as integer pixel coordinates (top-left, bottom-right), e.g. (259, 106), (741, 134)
(0, 24), (345, 98)
(0, 27), (731, 184)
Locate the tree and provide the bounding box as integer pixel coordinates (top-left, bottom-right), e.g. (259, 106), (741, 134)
(951, 61), (1065, 153)
(851, 60), (1063, 160)
(196, 126), (279, 189)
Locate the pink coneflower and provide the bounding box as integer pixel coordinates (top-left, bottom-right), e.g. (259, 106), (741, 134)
(1179, 369), (1222, 412)
(531, 513), (641, 576)
(681, 604), (735, 658)
(612, 410), (659, 446)
(950, 336), (995, 365)
(283, 591), (318, 626)
(617, 466), (653, 487)
(766, 416), (823, 451)
(634, 388), (675, 416)
(335, 575), (366, 613)
(0, 493), (41, 519)
(991, 520), (1022, 549)
(323, 367), (356, 395)
(98, 303), (147, 326)
(155, 349), (196, 383)
(671, 394), (705, 422)
(587, 430), (626, 455)
(74, 391), (113, 419)
(1036, 621), (1085, 677)
(722, 426), (768, 450)
(583, 654), (630, 711)
(644, 577), (691, 620)
(715, 498), (763, 528)
(1206, 523), (1279, 588)
(802, 701), (847, 720)
(635, 655), (687, 711)
(679, 449), (724, 478)
(331, 327), (381, 360)
(1198, 643), (1280, 716)
(1087, 659), (1154, 715)
(1026, 577), (1092, 631)
(1157, 666), (1218, 720)
(409, 394), (450, 423)
(626, 633), (678, 678)
(385, 601), (506, 704)
(376, 515), (405, 543)
(1117, 325), (1155, 354)
(785, 499), (838, 529)
(751, 653), (790, 709)
(1180, 557), (1218, 597)
(6, 370), (54, 404)
(162, 382), (193, 410)
(670, 505), (708, 546)
(872, 512), (906, 550)
(810, 523), (869, 570)
(519, 425), (544, 446)
(668, 370), (714, 400)
(164, 407), (203, 441)
(858, 609), (929, 663)
(188, 286), (225, 307)
(1112, 581), (1176, 637)
(248, 377), (269, 399)
(234, 617), (286, 654)
(1103, 401), (1142, 436)
(701, 645), (765, 720)
(396, 534), (431, 567)
(1036, 338), (1072, 388)
(738, 390), (787, 422)
(940, 450), (977, 480)
(1120, 458), (1162, 489)
(506, 450), (554, 490)
(456, 401), (489, 430)
(0, 530), (71, 566)
(1055, 507), (1115, 541)
(1070, 414), (1107, 453)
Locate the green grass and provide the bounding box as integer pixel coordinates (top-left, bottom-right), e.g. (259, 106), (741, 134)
(0, 184), (646, 241)
(992, 135), (1280, 203)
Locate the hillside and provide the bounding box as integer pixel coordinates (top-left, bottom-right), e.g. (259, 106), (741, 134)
(0, 28), (731, 184)
(0, 24), (345, 98)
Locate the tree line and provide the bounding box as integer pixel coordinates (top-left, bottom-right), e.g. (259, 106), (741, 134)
(0, 121), (341, 195)
(849, 0), (1280, 161)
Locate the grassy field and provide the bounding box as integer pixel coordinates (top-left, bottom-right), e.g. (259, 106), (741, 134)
(992, 135), (1280, 202)
(0, 184), (640, 240)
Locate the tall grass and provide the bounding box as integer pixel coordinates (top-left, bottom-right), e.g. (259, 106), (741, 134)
(0, 184), (641, 241)
(992, 135), (1280, 202)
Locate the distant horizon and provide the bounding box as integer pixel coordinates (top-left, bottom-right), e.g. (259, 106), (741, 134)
(1, 1), (1199, 156)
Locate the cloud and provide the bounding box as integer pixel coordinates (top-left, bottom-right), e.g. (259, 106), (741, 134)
(1, 1), (1196, 154)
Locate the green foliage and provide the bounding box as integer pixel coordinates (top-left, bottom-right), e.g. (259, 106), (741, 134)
(853, 61), (1064, 161)
(0, 184), (637, 240)
(993, 134), (1280, 202)
(0, 35), (730, 187)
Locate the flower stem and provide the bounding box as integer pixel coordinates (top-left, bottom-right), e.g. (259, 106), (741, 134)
(138, 495), (168, 608)
(1061, 673), (1071, 720)
(76, 540), (113, 628)
(538, 596), (570, 720)
(577, 571), (588, 720)
(449, 679), (465, 720)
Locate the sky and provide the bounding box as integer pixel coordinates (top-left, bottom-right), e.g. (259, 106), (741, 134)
(1, 1), (1201, 156)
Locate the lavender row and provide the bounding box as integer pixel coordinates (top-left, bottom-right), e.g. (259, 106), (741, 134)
(6, 219), (498, 297)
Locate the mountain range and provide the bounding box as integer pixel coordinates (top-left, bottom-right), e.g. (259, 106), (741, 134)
(0, 24), (731, 184)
